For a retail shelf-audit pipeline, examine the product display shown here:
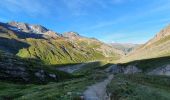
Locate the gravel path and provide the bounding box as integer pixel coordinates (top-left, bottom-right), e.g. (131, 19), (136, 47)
(83, 74), (113, 100)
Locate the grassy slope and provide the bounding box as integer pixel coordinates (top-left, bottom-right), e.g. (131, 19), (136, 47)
(119, 29), (170, 63)
(107, 74), (170, 100)
(0, 50), (73, 83)
(0, 61), (109, 100)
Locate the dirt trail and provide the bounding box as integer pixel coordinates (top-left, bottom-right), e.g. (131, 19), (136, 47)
(83, 74), (113, 100)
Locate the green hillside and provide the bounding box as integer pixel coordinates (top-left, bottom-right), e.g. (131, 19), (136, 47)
(0, 22), (122, 64)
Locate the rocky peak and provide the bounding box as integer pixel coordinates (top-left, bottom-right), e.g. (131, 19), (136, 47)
(7, 21), (61, 38)
(8, 21), (30, 32)
(29, 24), (48, 33)
(63, 32), (81, 38)
(145, 24), (170, 46)
(154, 24), (170, 40)
(8, 21), (48, 34)
(44, 31), (61, 38)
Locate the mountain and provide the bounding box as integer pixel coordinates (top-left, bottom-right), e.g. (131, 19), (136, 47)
(110, 43), (141, 55)
(120, 24), (170, 62)
(8, 21), (61, 38)
(0, 21), (123, 64)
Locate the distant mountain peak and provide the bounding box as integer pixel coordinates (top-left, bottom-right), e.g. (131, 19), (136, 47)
(111, 43), (141, 55)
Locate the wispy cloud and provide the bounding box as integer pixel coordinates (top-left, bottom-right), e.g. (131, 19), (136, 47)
(0, 17), (8, 22)
(61, 0), (130, 16)
(0, 0), (50, 17)
(85, 0), (170, 31)
(100, 31), (153, 43)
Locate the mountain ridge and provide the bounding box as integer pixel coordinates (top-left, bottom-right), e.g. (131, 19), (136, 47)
(0, 21), (123, 64)
(120, 24), (170, 62)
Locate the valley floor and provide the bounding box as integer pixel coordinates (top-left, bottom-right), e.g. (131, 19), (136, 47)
(0, 61), (110, 100)
(1, 60), (170, 100)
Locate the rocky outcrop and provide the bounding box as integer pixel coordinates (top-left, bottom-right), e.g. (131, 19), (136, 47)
(123, 65), (142, 74)
(120, 24), (170, 62)
(56, 63), (87, 73)
(0, 51), (59, 83)
(108, 64), (141, 74)
(0, 61), (59, 83)
(0, 63), (30, 82)
(148, 65), (170, 76)
(147, 24), (170, 46)
(63, 32), (81, 39)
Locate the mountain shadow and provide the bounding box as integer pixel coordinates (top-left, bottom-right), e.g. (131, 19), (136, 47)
(119, 56), (170, 72)
(14, 31), (46, 39)
(0, 37), (30, 54)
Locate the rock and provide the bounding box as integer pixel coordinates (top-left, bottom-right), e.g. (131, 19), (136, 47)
(123, 65), (142, 74)
(35, 70), (45, 81)
(148, 65), (170, 76)
(56, 63), (87, 73)
(63, 32), (81, 39)
(0, 63), (29, 81)
(108, 64), (141, 74)
(49, 74), (56, 79)
(107, 65), (123, 74)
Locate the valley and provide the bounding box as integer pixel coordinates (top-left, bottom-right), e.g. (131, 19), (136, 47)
(0, 21), (170, 100)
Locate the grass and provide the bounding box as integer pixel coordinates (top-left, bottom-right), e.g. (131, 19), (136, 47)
(16, 38), (113, 64)
(107, 74), (170, 100)
(0, 78), (91, 100)
(0, 61), (109, 100)
(0, 50), (110, 99)
(0, 50), (73, 83)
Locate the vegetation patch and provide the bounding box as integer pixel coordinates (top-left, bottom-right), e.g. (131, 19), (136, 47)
(107, 74), (170, 100)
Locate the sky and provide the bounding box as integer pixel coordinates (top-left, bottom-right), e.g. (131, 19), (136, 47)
(0, 0), (170, 43)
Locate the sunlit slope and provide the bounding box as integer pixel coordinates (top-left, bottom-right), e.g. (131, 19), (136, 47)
(0, 22), (123, 64)
(120, 24), (170, 62)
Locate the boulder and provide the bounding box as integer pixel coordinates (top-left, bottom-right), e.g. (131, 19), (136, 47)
(148, 65), (170, 76)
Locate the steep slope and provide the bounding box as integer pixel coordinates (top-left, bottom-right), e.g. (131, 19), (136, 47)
(120, 24), (170, 62)
(110, 43), (141, 55)
(0, 21), (123, 64)
(0, 50), (72, 83)
(63, 32), (124, 58)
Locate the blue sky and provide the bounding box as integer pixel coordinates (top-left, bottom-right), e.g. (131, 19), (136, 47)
(0, 0), (170, 43)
